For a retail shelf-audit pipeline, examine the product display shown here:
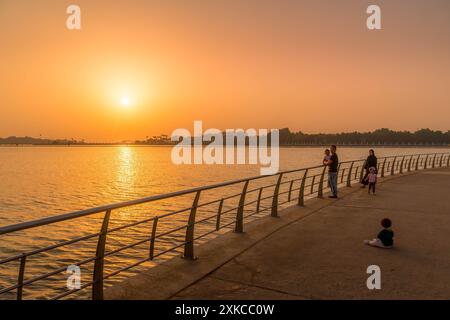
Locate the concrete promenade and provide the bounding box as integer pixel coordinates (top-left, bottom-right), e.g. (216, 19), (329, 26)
(107, 167), (450, 300)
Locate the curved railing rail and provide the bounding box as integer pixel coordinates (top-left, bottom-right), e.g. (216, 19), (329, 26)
(0, 152), (449, 300)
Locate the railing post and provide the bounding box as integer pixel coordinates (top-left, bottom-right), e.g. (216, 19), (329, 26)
(346, 161), (354, 187)
(256, 187), (263, 213)
(400, 156), (405, 174)
(359, 161), (366, 183)
(184, 191), (201, 260)
(381, 158), (387, 178)
(92, 209), (111, 300)
(447, 154), (450, 167)
(288, 180), (294, 202)
(415, 155), (420, 171)
(407, 156), (412, 172)
(424, 154), (429, 169)
(341, 168), (346, 183)
(391, 157), (396, 176)
(271, 173), (283, 217)
(439, 153), (443, 167)
(310, 175), (316, 195)
(149, 217), (158, 260)
(318, 166), (327, 198)
(216, 199), (224, 231)
(235, 180), (249, 232)
(432, 154), (436, 168)
(17, 254), (27, 300)
(338, 163), (343, 183)
(298, 169), (308, 207)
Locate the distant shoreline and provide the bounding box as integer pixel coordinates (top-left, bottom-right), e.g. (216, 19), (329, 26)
(2, 128), (449, 147)
(1, 144), (449, 148)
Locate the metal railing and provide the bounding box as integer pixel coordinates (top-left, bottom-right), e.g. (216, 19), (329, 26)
(0, 152), (449, 300)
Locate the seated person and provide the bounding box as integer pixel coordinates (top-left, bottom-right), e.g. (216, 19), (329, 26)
(364, 218), (394, 249)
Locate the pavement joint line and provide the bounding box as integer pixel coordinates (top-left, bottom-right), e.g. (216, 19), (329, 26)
(229, 257), (259, 285)
(206, 274), (318, 300)
(332, 204), (428, 214)
(386, 180), (450, 186)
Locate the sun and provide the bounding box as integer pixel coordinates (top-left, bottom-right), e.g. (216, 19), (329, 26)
(120, 96), (130, 107)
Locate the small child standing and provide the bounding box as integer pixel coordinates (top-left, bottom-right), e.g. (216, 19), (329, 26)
(364, 218), (394, 249)
(367, 166), (377, 195)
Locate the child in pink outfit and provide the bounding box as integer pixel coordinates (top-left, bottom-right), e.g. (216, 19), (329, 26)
(367, 167), (377, 194)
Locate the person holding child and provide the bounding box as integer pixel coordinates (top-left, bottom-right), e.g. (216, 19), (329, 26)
(324, 145), (339, 198)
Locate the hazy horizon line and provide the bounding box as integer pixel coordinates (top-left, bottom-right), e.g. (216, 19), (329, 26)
(1, 127), (449, 145)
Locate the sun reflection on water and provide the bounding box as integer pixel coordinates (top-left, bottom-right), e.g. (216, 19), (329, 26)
(116, 146), (136, 185)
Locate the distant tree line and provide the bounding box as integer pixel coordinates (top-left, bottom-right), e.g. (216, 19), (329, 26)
(135, 128), (450, 146)
(278, 128), (450, 146)
(135, 135), (173, 145)
(1, 128), (449, 146)
(0, 136), (86, 145)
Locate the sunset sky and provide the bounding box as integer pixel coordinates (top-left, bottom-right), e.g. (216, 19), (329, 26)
(0, 0), (449, 142)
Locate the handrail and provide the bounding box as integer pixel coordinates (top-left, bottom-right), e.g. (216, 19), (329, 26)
(0, 155), (417, 235)
(0, 164), (323, 235)
(0, 152), (448, 300)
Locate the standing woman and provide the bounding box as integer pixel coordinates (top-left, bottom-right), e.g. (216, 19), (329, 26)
(361, 149), (377, 188)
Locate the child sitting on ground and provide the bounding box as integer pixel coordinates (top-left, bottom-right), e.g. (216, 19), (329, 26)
(364, 218), (394, 249)
(366, 166), (377, 195)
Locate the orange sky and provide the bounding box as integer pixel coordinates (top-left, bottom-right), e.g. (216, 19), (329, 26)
(0, 0), (449, 141)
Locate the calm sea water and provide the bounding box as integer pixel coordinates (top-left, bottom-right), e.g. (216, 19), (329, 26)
(0, 146), (448, 299)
